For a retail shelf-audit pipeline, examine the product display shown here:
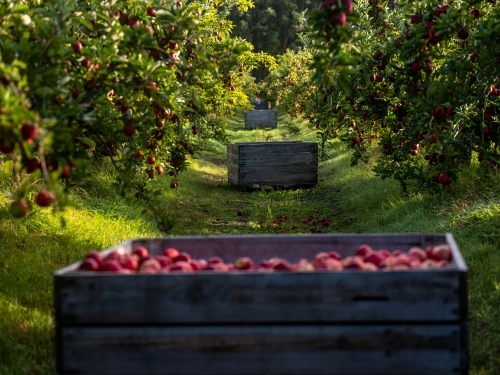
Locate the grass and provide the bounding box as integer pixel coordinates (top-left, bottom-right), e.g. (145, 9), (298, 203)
(1, 110), (500, 374)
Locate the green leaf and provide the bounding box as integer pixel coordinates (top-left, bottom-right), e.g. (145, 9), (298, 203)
(77, 137), (96, 149)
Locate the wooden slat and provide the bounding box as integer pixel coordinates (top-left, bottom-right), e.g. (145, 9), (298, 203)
(54, 269), (464, 325)
(60, 324), (465, 375)
(244, 110), (278, 129)
(239, 142), (317, 155)
(240, 155), (318, 165)
(227, 141), (318, 187)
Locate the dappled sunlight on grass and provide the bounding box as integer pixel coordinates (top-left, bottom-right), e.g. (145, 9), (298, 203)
(0, 295), (55, 375)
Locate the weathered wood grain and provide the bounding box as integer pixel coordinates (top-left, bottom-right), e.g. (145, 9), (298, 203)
(55, 270), (465, 325)
(226, 141), (318, 188)
(54, 234), (468, 375)
(60, 324), (466, 375)
(244, 110), (277, 129)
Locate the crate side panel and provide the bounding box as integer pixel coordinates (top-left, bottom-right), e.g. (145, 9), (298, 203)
(239, 142), (317, 155)
(60, 324), (463, 375)
(244, 110), (277, 129)
(57, 269), (462, 325)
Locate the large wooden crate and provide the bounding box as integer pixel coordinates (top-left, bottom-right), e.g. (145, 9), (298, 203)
(227, 141), (318, 189)
(244, 109), (277, 129)
(54, 234), (468, 375)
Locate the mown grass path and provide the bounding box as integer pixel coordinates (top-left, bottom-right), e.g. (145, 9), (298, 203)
(0, 111), (499, 374)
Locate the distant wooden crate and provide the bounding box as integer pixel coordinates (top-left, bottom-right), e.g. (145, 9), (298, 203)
(54, 234), (468, 375)
(244, 109), (277, 129)
(251, 100), (269, 109)
(227, 141), (318, 189)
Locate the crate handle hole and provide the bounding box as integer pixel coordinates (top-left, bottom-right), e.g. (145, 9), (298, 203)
(351, 296), (390, 302)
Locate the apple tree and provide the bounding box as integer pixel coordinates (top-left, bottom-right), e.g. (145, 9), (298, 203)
(0, 0), (256, 230)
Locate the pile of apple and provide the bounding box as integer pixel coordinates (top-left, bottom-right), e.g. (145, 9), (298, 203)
(78, 243), (453, 274)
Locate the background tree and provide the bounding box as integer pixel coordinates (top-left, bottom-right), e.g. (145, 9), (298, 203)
(228, 0), (312, 81)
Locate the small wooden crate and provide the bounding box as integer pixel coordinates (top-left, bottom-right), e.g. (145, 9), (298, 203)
(244, 109), (277, 129)
(54, 234), (468, 375)
(227, 141), (318, 189)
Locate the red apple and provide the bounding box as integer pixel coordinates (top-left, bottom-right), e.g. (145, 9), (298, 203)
(208, 256), (224, 265)
(154, 255), (171, 268)
(379, 256), (397, 269)
(60, 166), (71, 179)
(438, 173), (452, 185)
(146, 155), (156, 165)
(79, 258), (100, 271)
(155, 165), (164, 175)
(72, 41), (83, 53)
(408, 247), (427, 261)
(315, 252), (330, 261)
(169, 261), (193, 272)
(330, 12), (347, 27)
(343, 256), (365, 270)
(10, 199), (29, 218)
(314, 258), (343, 270)
(85, 251), (103, 265)
(410, 13), (422, 24)
(35, 190), (56, 207)
(273, 259), (293, 271)
(436, 260), (450, 268)
(25, 158), (40, 173)
(120, 254), (139, 271)
(139, 258), (161, 272)
(420, 259), (438, 269)
(81, 58), (91, 69)
(163, 247), (179, 259)
(147, 7), (156, 17)
(205, 262), (229, 272)
(328, 251), (341, 260)
(364, 262), (378, 271)
(364, 252), (385, 267)
(123, 124), (136, 137)
(234, 257), (254, 270)
(21, 123), (39, 140)
(356, 244), (373, 258)
(294, 259), (315, 271)
(432, 244), (452, 261)
(100, 259), (123, 272)
(132, 246), (149, 258)
(172, 252), (191, 263)
(196, 259), (208, 269)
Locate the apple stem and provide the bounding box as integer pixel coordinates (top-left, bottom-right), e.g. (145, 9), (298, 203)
(11, 151), (21, 189)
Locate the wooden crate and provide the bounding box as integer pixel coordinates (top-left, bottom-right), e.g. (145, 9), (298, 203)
(251, 100), (269, 109)
(244, 109), (277, 129)
(227, 141), (318, 189)
(54, 234), (468, 375)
